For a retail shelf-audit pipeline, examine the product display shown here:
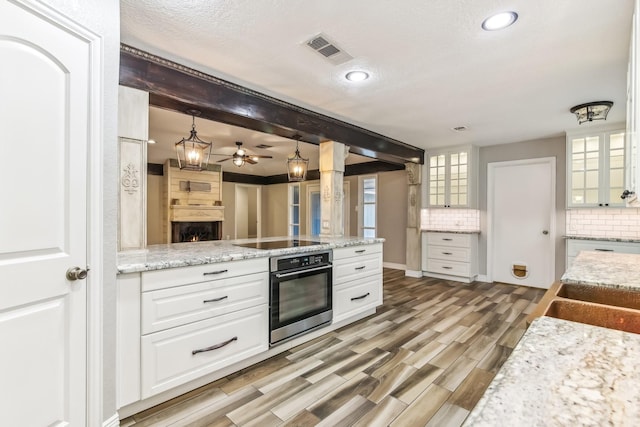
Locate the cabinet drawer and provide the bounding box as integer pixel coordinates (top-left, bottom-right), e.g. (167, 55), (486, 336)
(333, 244), (382, 261)
(426, 259), (470, 277)
(426, 232), (471, 248)
(334, 275), (382, 323)
(566, 240), (640, 257)
(333, 253), (382, 284)
(427, 245), (470, 262)
(142, 272), (268, 334)
(141, 257), (268, 291)
(141, 304), (268, 398)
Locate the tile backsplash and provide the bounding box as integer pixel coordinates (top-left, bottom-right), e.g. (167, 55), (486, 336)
(566, 208), (640, 238)
(420, 208), (480, 231)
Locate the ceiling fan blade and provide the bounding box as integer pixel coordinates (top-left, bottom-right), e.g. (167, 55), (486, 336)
(217, 158), (231, 163)
(245, 158), (258, 165)
(252, 155), (273, 159)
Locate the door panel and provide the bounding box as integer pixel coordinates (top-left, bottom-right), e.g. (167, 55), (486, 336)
(0, 2), (89, 425)
(490, 159), (555, 288)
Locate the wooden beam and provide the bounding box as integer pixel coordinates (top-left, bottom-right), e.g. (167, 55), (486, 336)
(120, 45), (424, 165)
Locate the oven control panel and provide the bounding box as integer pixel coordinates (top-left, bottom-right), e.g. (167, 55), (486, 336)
(272, 251), (332, 272)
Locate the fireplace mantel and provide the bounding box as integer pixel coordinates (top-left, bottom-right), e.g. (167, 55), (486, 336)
(170, 205), (224, 222)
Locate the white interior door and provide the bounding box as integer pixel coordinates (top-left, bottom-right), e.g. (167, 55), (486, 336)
(0, 2), (90, 425)
(488, 158), (555, 288)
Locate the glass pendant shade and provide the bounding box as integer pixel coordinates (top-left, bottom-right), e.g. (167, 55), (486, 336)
(175, 113), (212, 170)
(287, 141), (309, 182)
(570, 101), (613, 125)
(233, 155), (245, 167)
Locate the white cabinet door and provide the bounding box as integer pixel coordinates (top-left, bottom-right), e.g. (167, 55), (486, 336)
(0, 2), (94, 425)
(426, 145), (478, 208)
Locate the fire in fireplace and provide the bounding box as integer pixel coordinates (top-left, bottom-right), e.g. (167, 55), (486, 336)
(172, 221), (222, 243)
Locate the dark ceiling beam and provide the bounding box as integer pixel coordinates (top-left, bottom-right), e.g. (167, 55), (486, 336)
(119, 45), (424, 165)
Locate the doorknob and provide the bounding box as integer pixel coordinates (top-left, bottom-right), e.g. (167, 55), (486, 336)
(542, 230), (549, 235)
(66, 266), (89, 281)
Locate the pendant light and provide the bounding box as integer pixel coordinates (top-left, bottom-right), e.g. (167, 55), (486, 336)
(175, 110), (212, 171)
(287, 135), (309, 182)
(570, 101), (613, 124)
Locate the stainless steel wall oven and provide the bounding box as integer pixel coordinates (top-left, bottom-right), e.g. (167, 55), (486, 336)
(269, 250), (333, 346)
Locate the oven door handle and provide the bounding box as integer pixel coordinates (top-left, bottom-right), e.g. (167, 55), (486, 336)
(274, 264), (332, 278)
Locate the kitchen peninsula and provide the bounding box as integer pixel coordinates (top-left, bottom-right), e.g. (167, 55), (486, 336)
(464, 251), (640, 426)
(116, 236), (384, 417)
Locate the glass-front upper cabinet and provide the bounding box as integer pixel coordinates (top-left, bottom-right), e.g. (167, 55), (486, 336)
(427, 145), (478, 208)
(567, 126), (626, 208)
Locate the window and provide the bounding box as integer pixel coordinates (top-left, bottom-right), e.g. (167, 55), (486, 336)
(288, 184), (300, 236)
(358, 175), (377, 238)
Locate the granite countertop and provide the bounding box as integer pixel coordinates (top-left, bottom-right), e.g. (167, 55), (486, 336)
(564, 235), (640, 243)
(422, 229), (481, 234)
(117, 235), (385, 274)
(463, 316), (640, 427)
(561, 251), (640, 290)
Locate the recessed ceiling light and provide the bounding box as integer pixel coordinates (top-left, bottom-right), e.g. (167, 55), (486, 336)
(345, 71), (370, 82)
(147, 139), (156, 144)
(482, 11), (518, 31)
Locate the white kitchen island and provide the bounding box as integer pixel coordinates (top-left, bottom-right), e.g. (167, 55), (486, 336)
(116, 236), (384, 418)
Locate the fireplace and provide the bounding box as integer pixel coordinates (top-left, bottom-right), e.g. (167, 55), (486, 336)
(171, 221), (222, 243)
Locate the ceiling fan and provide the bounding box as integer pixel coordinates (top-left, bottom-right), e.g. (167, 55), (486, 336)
(216, 141), (273, 166)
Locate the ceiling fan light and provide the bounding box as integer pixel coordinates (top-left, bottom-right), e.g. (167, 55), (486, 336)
(233, 155), (245, 167)
(175, 111), (212, 171)
(570, 101), (613, 124)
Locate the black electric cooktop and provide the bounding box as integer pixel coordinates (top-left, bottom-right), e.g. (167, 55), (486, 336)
(233, 239), (321, 250)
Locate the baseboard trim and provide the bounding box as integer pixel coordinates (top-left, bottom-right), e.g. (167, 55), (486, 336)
(404, 269), (423, 278)
(383, 262), (406, 271)
(103, 413), (120, 427)
(476, 274), (490, 283)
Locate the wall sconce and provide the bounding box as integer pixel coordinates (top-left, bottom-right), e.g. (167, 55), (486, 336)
(287, 136), (309, 182)
(175, 110), (212, 170)
(570, 101), (613, 124)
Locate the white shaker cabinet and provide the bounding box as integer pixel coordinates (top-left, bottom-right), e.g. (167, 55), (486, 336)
(424, 232), (478, 283)
(625, 0), (640, 202)
(566, 127), (626, 208)
(332, 244), (383, 323)
(117, 258), (269, 406)
(566, 239), (640, 269)
(426, 145), (478, 208)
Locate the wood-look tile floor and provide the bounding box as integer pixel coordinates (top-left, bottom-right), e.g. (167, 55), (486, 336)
(121, 269), (545, 427)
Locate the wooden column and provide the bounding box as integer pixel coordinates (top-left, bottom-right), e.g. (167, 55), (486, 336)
(118, 86), (148, 251)
(405, 162), (423, 277)
(319, 141), (348, 237)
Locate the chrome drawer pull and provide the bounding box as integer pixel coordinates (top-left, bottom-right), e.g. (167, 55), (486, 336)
(594, 248), (613, 252)
(442, 238), (453, 241)
(355, 249), (366, 254)
(442, 252), (453, 255)
(351, 292), (370, 301)
(192, 336), (238, 355)
(442, 266), (453, 269)
(203, 295), (228, 303)
(355, 266), (366, 270)
(203, 269), (228, 276)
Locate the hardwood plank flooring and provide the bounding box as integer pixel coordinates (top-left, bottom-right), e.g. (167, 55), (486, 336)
(121, 269), (545, 427)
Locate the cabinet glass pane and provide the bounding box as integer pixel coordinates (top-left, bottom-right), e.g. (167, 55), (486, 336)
(586, 189), (599, 204)
(610, 132), (625, 150)
(571, 172), (584, 188)
(459, 152), (468, 165)
(609, 151), (624, 169)
(572, 138), (585, 153)
(585, 152), (599, 170)
(610, 169), (624, 188)
(450, 194), (459, 205)
(572, 190), (585, 204)
(585, 170), (599, 188)
(586, 136), (600, 152)
(451, 153), (459, 164)
(459, 194), (467, 205)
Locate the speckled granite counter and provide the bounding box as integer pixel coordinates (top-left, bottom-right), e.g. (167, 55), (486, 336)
(117, 236), (384, 274)
(561, 251), (640, 290)
(564, 235), (640, 243)
(422, 229), (481, 234)
(463, 316), (640, 426)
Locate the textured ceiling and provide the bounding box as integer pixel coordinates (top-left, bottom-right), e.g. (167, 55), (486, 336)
(122, 0), (634, 170)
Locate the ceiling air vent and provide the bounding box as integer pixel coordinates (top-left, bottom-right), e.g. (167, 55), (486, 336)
(305, 33), (353, 65)
(255, 144), (273, 149)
